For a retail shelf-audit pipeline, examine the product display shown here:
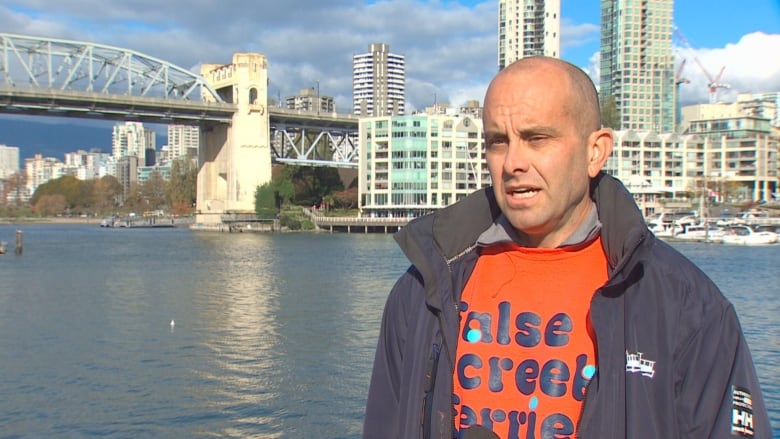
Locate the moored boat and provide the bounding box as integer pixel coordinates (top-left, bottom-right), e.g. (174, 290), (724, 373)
(720, 225), (778, 246)
(675, 224), (726, 242)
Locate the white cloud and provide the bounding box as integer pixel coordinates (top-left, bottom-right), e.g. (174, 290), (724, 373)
(677, 32), (780, 105)
(0, 1), (777, 116)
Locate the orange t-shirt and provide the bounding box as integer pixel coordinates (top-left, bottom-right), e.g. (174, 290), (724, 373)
(453, 237), (608, 438)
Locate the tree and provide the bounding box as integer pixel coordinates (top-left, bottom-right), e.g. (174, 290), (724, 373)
(34, 194), (67, 216)
(600, 95), (621, 130)
(168, 159), (197, 215)
(287, 165), (343, 206)
(31, 175), (87, 209)
(139, 171), (167, 211)
(92, 176), (122, 214)
(123, 183), (143, 212)
(331, 186), (358, 209)
(254, 182), (277, 219)
(5, 172), (27, 208)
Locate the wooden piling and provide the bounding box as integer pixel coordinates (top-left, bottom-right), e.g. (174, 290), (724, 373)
(15, 229), (22, 255)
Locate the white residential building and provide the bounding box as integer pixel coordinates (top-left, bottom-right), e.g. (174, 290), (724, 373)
(64, 149), (113, 180)
(353, 43), (406, 117)
(359, 113), (489, 218)
(498, 0), (561, 69)
(0, 144), (20, 179)
(112, 121), (156, 163)
(25, 153), (65, 198)
(605, 119), (779, 217)
(166, 124), (200, 161)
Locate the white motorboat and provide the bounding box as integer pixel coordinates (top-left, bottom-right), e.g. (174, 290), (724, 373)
(720, 225), (778, 246)
(675, 224), (726, 242)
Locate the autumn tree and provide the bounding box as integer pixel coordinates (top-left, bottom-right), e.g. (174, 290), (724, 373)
(330, 186), (358, 209)
(92, 176), (123, 214)
(34, 194), (67, 216)
(31, 176), (88, 209)
(167, 159), (197, 215)
(139, 171), (168, 211)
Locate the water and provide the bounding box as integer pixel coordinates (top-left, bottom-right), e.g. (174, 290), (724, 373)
(0, 224), (777, 437)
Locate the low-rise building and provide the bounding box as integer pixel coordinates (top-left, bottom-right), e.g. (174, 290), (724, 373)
(359, 113), (489, 218)
(605, 114), (779, 217)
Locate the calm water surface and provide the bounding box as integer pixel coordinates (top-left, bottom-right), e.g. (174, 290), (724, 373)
(0, 224), (777, 437)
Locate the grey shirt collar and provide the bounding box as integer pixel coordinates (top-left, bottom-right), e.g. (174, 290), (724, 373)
(476, 201), (602, 248)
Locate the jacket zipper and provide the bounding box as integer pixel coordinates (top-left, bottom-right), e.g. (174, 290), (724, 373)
(422, 338), (441, 439)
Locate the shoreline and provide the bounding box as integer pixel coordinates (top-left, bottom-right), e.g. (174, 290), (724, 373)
(0, 216), (195, 226)
(0, 217), (102, 225)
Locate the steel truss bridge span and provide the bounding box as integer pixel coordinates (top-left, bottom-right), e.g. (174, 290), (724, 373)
(269, 107), (359, 168)
(0, 33), (223, 102)
(0, 33), (360, 168)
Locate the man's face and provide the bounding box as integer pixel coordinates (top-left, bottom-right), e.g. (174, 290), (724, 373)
(483, 67), (599, 248)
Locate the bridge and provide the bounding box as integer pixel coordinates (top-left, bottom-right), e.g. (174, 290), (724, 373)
(0, 33), (359, 225)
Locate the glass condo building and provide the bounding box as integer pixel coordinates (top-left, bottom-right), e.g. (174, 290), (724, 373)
(358, 114), (490, 218)
(600, 0), (676, 132)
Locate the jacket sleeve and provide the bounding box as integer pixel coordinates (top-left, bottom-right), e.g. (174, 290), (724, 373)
(674, 298), (772, 438)
(362, 267), (420, 439)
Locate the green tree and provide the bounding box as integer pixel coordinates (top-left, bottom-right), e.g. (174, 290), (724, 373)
(288, 165), (343, 206)
(275, 176), (295, 209)
(600, 95), (621, 129)
(254, 182), (278, 219)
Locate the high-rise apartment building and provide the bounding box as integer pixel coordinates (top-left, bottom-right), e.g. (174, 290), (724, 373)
(167, 125), (200, 161)
(600, 0), (676, 132)
(498, 0), (561, 70)
(112, 122), (156, 161)
(353, 43), (406, 117)
(0, 144), (20, 179)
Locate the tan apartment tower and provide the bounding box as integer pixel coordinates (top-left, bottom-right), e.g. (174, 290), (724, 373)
(353, 43), (406, 117)
(498, 0), (561, 70)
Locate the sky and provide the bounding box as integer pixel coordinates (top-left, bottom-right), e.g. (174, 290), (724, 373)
(1, 0), (779, 156)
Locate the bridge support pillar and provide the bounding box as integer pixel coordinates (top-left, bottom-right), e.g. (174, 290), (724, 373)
(196, 53), (272, 225)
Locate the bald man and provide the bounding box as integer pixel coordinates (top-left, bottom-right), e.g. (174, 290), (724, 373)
(363, 57), (770, 439)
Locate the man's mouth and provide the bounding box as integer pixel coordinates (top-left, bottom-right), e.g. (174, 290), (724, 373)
(510, 187), (539, 199)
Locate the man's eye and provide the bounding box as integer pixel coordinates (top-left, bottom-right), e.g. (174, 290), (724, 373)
(486, 140), (507, 151)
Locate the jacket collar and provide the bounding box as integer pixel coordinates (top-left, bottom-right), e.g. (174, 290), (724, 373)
(394, 172), (652, 308)
(476, 202), (602, 248)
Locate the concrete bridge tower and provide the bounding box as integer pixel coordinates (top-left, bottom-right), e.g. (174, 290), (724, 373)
(197, 53), (271, 225)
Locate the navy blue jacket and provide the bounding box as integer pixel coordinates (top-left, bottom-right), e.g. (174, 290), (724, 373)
(363, 173), (771, 438)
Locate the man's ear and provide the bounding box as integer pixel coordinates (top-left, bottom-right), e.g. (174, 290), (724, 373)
(588, 128), (614, 177)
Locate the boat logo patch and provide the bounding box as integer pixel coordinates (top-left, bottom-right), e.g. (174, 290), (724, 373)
(625, 351), (655, 378)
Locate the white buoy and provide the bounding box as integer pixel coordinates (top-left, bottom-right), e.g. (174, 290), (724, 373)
(170, 319), (175, 329)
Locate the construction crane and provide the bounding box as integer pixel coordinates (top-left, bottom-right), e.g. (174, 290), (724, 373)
(675, 59), (690, 88)
(673, 26), (730, 103)
(675, 59), (691, 130)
